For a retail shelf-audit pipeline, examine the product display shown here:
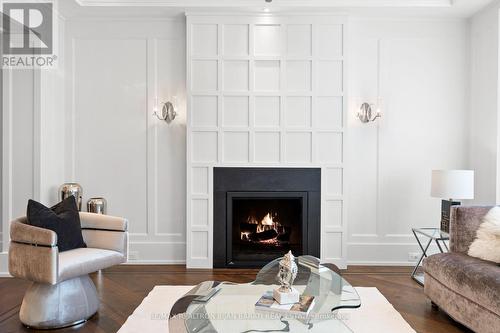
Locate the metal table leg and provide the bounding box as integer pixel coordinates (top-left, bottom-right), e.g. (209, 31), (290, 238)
(435, 239), (444, 253)
(442, 239), (449, 252)
(411, 232), (433, 286)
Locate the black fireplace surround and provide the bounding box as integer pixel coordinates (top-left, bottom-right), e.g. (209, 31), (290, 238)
(213, 167), (321, 268)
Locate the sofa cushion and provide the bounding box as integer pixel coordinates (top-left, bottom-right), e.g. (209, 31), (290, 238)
(468, 206), (500, 263)
(423, 252), (500, 315)
(58, 248), (125, 282)
(27, 197), (86, 252)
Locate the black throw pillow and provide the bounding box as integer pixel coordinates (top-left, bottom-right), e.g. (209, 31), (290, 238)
(27, 196), (87, 252)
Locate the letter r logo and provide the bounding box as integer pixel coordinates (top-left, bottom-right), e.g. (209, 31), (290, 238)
(2, 2), (53, 55)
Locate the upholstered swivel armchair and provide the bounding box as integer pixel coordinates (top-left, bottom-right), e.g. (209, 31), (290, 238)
(8, 212), (128, 329)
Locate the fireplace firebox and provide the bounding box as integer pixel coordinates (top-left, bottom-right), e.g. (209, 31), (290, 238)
(214, 168), (320, 268)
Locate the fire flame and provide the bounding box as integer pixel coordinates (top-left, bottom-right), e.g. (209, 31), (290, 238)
(261, 213), (274, 225)
(256, 213), (277, 233)
(241, 212), (283, 246)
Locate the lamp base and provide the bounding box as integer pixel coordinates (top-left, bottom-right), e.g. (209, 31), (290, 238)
(440, 200), (460, 233)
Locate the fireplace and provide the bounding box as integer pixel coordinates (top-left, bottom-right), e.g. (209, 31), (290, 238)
(229, 192), (307, 264)
(214, 168), (320, 268)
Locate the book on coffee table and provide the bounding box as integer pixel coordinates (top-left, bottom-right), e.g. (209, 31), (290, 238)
(255, 291), (315, 316)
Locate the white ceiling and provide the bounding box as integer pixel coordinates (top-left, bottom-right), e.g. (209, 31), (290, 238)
(60, 0), (496, 18)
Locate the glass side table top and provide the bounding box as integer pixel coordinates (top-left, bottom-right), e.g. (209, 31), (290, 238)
(169, 256), (361, 333)
(412, 227), (449, 240)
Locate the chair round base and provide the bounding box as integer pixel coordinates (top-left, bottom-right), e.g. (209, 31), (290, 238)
(25, 318), (89, 330)
(19, 275), (99, 329)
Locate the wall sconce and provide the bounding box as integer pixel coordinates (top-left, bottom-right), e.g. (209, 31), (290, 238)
(153, 97), (177, 123)
(357, 102), (381, 123)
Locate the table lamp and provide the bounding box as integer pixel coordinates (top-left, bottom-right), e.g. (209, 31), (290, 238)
(431, 170), (474, 233)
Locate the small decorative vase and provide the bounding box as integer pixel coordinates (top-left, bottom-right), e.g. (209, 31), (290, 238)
(87, 197), (107, 215)
(59, 183), (83, 211)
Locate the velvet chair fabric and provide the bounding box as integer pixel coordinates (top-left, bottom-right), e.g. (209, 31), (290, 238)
(9, 241), (59, 285)
(449, 206), (492, 254)
(10, 218), (57, 246)
(423, 206), (500, 333)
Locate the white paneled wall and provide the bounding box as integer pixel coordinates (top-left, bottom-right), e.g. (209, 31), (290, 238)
(347, 18), (469, 264)
(186, 14), (347, 268)
(65, 19), (186, 263)
(2, 68), (37, 253)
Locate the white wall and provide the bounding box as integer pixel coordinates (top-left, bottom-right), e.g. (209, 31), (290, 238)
(39, 14), (67, 206)
(64, 18), (187, 263)
(2, 7), (494, 270)
(347, 18), (470, 264)
(2, 68), (37, 247)
(1, 13), (66, 274)
(0, 27), (2, 254)
(469, 1), (500, 205)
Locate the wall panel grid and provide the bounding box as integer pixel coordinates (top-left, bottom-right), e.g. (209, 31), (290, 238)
(187, 14), (347, 268)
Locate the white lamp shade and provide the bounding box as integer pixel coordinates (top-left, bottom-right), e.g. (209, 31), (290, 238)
(431, 170), (474, 200)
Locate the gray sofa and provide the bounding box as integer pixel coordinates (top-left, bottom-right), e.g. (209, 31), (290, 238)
(423, 206), (500, 333)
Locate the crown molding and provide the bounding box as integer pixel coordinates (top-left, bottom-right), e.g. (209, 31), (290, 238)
(74, 0), (453, 8)
(184, 11), (349, 17)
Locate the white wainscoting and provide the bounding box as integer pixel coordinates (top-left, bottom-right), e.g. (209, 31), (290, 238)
(186, 14), (348, 268)
(2, 67), (38, 252)
(64, 19), (187, 263)
(346, 18), (469, 264)
(1, 19), (65, 273)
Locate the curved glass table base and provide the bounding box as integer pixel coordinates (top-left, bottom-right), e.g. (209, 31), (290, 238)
(169, 256), (361, 332)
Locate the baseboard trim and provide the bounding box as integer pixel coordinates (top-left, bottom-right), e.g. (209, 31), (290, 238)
(347, 261), (415, 266)
(124, 260), (186, 264)
(0, 252), (10, 277)
(347, 242), (432, 263)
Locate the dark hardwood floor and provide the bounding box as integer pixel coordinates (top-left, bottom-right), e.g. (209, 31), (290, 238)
(0, 265), (471, 333)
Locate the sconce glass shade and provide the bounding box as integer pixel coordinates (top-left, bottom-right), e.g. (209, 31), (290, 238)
(431, 170), (474, 200)
(154, 101), (177, 123)
(357, 102), (381, 123)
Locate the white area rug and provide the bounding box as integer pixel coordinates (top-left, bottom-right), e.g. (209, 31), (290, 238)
(118, 286), (416, 333)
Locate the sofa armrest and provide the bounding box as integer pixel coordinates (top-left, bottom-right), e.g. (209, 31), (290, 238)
(79, 212), (128, 231)
(10, 219), (57, 247)
(449, 206), (493, 254)
(79, 213), (128, 258)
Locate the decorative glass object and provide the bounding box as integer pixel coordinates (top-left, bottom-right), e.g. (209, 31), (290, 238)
(87, 197), (107, 215)
(59, 183), (83, 211)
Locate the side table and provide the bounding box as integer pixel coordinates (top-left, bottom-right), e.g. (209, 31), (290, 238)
(411, 228), (449, 286)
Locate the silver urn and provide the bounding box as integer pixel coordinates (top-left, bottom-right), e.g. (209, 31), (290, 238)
(87, 197), (107, 215)
(59, 183), (83, 211)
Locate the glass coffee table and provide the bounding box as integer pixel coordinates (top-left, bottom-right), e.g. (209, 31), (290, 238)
(169, 256), (361, 332)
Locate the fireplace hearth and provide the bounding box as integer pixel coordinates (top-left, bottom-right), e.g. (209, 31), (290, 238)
(214, 168), (320, 268)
